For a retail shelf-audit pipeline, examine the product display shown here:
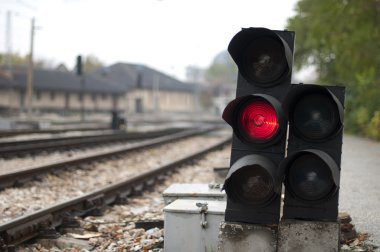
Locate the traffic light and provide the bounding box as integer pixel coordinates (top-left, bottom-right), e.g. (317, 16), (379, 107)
(280, 84), (345, 220)
(222, 27), (295, 224)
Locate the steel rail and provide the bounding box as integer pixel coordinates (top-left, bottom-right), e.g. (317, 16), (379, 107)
(0, 135), (231, 249)
(0, 127), (214, 190)
(0, 126), (111, 138)
(0, 128), (184, 156)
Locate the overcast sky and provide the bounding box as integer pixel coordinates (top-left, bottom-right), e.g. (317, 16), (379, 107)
(0, 0), (298, 80)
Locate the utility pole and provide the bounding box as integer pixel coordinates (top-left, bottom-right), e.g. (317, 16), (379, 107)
(80, 76), (85, 121)
(5, 10), (12, 70)
(26, 17), (35, 118)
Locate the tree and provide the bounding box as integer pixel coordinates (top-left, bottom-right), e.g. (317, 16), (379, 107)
(0, 53), (27, 67)
(83, 54), (104, 73)
(0, 53), (55, 69)
(287, 0), (380, 139)
(205, 51), (237, 85)
(186, 65), (205, 83)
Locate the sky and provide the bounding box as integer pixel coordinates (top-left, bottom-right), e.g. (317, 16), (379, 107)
(0, 0), (299, 81)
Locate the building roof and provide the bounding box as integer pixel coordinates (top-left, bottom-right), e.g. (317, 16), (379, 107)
(11, 69), (126, 94)
(1, 63), (203, 95)
(95, 62), (201, 92)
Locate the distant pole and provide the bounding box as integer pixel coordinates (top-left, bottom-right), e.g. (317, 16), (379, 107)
(26, 17), (35, 118)
(76, 55), (84, 121)
(5, 10), (12, 70)
(80, 76), (85, 121)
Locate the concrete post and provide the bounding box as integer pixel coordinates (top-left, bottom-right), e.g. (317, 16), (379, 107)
(277, 219), (340, 252)
(218, 222), (277, 252)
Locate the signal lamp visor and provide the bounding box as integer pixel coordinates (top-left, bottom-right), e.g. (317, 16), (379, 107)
(238, 99), (280, 143)
(285, 88), (343, 141)
(226, 165), (275, 205)
(286, 154), (335, 201)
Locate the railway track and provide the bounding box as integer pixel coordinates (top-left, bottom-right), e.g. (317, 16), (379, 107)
(0, 128), (184, 157)
(0, 127), (213, 190)
(0, 130), (231, 250)
(0, 126), (111, 138)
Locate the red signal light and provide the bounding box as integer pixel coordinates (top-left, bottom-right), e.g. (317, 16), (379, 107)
(239, 99), (279, 142)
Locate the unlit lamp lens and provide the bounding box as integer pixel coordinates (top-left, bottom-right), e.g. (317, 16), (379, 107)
(242, 37), (288, 85)
(292, 93), (340, 140)
(228, 165), (274, 204)
(287, 154), (335, 201)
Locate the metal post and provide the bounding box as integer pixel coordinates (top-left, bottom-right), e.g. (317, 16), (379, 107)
(80, 75), (85, 121)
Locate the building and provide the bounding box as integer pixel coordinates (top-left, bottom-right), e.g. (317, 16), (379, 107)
(95, 63), (201, 115)
(0, 63), (202, 117)
(0, 68), (126, 115)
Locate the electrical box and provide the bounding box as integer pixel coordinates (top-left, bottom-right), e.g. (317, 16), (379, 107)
(162, 183), (225, 205)
(164, 199), (226, 252)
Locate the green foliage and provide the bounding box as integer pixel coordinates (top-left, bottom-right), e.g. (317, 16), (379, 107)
(287, 0), (380, 139)
(0, 53), (103, 72)
(368, 111), (380, 140)
(0, 53), (55, 69)
(0, 53), (29, 66)
(83, 54), (104, 73)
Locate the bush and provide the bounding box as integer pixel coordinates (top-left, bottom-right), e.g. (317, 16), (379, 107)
(367, 111), (380, 140)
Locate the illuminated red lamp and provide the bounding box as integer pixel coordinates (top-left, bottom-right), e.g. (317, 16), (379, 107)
(239, 99), (279, 141)
(223, 94), (285, 145)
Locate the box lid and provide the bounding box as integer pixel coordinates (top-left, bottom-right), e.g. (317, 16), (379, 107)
(164, 199), (226, 215)
(163, 183), (225, 198)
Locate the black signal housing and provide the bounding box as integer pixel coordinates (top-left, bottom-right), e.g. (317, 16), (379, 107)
(281, 84), (345, 221)
(222, 27), (295, 224)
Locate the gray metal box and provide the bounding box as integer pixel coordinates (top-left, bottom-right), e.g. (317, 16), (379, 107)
(162, 183), (225, 205)
(164, 199), (226, 252)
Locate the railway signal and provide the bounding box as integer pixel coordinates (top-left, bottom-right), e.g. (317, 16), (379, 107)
(222, 27), (295, 224)
(281, 84), (345, 220)
(76, 55), (83, 76)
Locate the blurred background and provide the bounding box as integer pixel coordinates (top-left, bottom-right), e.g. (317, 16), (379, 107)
(0, 0), (379, 140)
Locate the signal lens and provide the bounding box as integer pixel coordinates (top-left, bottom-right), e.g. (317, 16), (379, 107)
(287, 154), (334, 201)
(242, 37), (288, 85)
(239, 99), (279, 142)
(228, 165), (274, 205)
(292, 93), (339, 140)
